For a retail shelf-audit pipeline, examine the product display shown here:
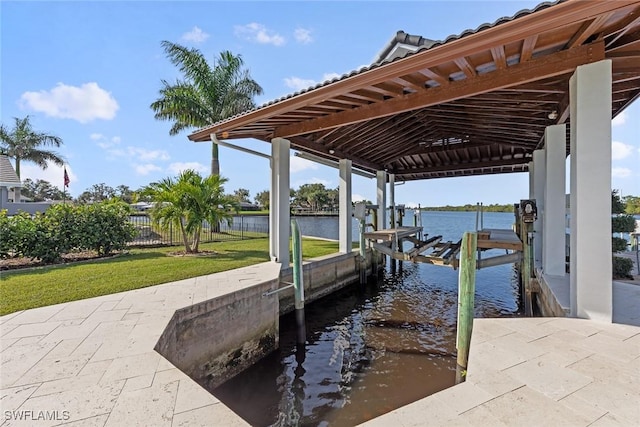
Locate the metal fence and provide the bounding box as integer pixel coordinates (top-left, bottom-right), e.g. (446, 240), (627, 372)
(128, 215), (269, 247)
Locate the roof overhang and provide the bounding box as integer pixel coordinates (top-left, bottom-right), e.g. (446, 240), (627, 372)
(189, 0), (640, 181)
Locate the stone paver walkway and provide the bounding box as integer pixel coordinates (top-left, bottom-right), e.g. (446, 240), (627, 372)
(1, 262), (281, 427)
(3, 260), (639, 427)
(363, 315), (640, 426)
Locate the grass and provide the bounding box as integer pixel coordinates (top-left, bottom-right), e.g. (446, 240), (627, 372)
(0, 237), (340, 316)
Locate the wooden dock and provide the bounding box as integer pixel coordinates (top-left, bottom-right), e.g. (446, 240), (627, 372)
(364, 226), (523, 269)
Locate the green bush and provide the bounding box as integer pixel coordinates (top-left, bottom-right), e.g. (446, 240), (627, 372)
(613, 256), (634, 279)
(612, 237), (629, 253)
(77, 201), (137, 255)
(612, 215), (636, 234)
(1, 200), (137, 262)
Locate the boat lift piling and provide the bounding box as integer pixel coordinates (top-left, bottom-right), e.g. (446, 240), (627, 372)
(291, 219), (306, 344)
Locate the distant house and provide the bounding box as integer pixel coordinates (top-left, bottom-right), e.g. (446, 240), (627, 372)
(238, 201), (261, 211)
(0, 155), (53, 215)
(0, 155), (22, 207)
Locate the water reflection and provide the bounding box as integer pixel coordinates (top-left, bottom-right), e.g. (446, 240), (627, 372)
(213, 258), (521, 426)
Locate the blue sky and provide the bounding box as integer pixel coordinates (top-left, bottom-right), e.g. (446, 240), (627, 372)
(2, 1), (638, 206)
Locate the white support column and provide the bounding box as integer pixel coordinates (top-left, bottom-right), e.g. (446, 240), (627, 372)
(389, 173), (395, 228)
(533, 149), (546, 269)
(269, 157), (278, 260)
(270, 138), (291, 263)
(569, 60), (612, 321)
(528, 161), (535, 199)
(339, 159), (353, 253)
(376, 171), (387, 231)
(543, 124), (567, 276)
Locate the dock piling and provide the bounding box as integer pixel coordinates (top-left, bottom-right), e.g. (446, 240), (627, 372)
(291, 219), (306, 344)
(456, 231), (477, 373)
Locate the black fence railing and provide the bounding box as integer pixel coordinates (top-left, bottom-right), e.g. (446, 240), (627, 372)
(129, 215), (269, 247)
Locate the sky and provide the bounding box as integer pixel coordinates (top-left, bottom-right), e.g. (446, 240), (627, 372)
(1, 0), (638, 207)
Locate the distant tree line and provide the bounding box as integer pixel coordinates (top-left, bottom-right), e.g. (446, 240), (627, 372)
(422, 203), (515, 213)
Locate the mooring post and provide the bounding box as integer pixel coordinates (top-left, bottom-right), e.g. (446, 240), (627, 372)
(456, 231), (477, 378)
(291, 219), (306, 344)
(522, 219), (534, 316)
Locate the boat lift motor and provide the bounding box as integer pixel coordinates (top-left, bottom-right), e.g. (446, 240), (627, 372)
(519, 199), (537, 223)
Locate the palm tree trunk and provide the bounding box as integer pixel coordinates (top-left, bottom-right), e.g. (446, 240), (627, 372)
(15, 157), (21, 180)
(179, 219), (192, 253)
(211, 142), (220, 177)
(14, 157), (21, 202)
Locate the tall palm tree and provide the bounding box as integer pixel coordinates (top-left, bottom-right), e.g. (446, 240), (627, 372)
(0, 116), (65, 179)
(150, 41), (263, 176)
(143, 170), (238, 253)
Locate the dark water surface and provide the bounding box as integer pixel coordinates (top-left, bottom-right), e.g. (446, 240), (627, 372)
(213, 211), (522, 426)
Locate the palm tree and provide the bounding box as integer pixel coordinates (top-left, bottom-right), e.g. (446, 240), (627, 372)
(0, 116), (65, 179)
(150, 41), (263, 176)
(143, 170), (238, 253)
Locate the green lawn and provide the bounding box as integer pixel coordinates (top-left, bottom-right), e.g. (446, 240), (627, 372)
(0, 238), (340, 316)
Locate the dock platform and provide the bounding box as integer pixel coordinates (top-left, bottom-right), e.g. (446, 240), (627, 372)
(364, 227), (523, 269)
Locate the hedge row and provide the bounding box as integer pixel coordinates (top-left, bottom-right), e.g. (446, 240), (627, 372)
(0, 201), (137, 263)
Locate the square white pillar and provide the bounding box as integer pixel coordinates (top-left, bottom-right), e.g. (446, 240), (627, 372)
(543, 124), (567, 276)
(376, 171), (387, 230)
(270, 138), (291, 263)
(389, 173), (395, 228)
(569, 60), (612, 321)
(533, 149), (546, 268)
(528, 161), (535, 199)
(339, 159), (353, 253)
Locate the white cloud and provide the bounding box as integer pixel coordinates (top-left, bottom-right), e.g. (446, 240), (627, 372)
(294, 28), (313, 44)
(290, 155), (319, 173)
(612, 141), (633, 160)
(284, 77), (316, 91)
(612, 110), (627, 126)
(352, 194), (367, 202)
(612, 167), (632, 178)
(19, 163), (77, 191)
(134, 163), (162, 176)
(20, 82), (119, 123)
(167, 162), (208, 175)
(234, 23), (285, 46)
(127, 147), (170, 162)
(284, 73), (342, 91)
(91, 133), (122, 149)
(181, 26), (210, 43)
(308, 177), (330, 186)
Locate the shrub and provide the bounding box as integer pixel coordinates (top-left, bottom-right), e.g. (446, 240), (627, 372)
(76, 201), (137, 256)
(612, 237), (628, 253)
(1, 200), (137, 262)
(613, 256), (634, 280)
(612, 215), (636, 235)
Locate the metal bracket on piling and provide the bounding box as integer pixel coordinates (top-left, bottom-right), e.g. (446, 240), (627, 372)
(262, 283), (294, 297)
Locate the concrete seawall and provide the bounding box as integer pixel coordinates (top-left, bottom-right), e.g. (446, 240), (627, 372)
(156, 250), (376, 389)
(155, 277), (280, 390)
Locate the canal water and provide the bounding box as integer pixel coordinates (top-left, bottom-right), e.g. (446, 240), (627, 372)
(213, 211), (521, 426)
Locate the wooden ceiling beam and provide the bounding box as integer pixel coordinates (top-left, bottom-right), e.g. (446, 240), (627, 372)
(566, 13), (614, 49)
(520, 35), (538, 62)
(491, 45), (508, 70)
(273, 42), (604, 138)
(389, 156), (530, 175)
(420, 68), (450, 87)
(605, 6), (640, 48)
(454, 57), (477, 78)
(287, 136), (380, 171)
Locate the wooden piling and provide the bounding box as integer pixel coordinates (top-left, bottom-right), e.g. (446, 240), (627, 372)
(456, 231), (477, 371)
(522, 220), (534, 316)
